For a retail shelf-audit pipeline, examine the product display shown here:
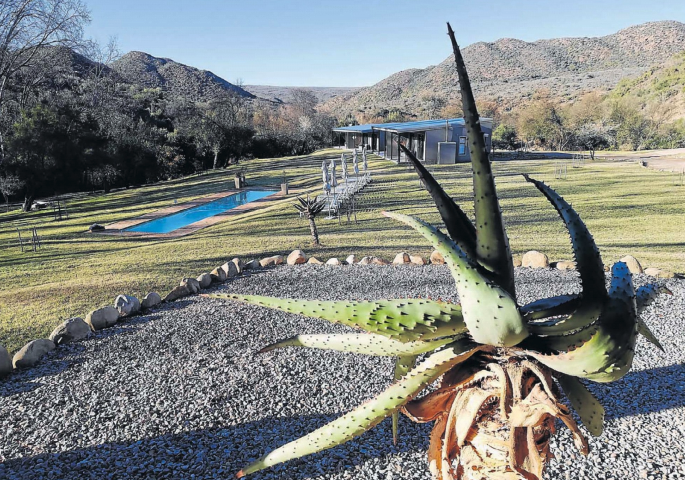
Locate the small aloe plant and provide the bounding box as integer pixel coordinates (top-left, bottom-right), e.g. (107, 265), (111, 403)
(212, 23), (673, 480)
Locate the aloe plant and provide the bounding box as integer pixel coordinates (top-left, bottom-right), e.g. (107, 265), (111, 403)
(212, 23), (673, 480)
(294, 195), (326, 245)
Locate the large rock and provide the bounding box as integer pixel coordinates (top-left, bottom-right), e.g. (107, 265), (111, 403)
(556, 260), (577, 271)
(307, 257), (323, 264)
(196, 273), (212, 288)
(260, 255), (284, 268)
(326, 258), (342, 266)
(244, 259), (261, 270)
(358, 256), (373, 265)
(513, 256), (523, 268)
(210, 267), (227, 283)
(372, 257), (390, 265)
(522, 251), (550, 268)
(114, 295), (141, 317)
(221, 261), (239, 278)
(620, 255), (643, 274)
(164, 285), (190, 302)
(644, 267), (675, 279)
(345, 255), (357, 265)
(13, 339), (55, 369)
(0, 344), (13, 377)
(141, 292), (162, 309)
(89, 223), (105, 232)
(410, 255), (426, 265)
(430, 250), (445, 265)
(85, 306), (119, 331)
(49, 317), (90, 345)
(287, 250), (307, 265)
(231, 258), (243, 274)
(180, 277), (201, 294)
(393, 252), (410, 265)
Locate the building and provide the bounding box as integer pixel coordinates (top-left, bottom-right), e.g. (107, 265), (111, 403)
(332, 118), (493, 164)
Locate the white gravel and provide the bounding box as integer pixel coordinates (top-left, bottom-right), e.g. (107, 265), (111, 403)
(0, 265), (683, 480)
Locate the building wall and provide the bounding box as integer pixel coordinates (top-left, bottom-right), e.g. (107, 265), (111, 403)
(453, 124), (493, 163)
(424, 129), (447, 163)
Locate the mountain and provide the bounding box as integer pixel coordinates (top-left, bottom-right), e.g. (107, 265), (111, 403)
(610, 50), (685, 119)
(243, 85), (359, 103)
(112, 51), (254, 102)
(323, 21), (685, 118)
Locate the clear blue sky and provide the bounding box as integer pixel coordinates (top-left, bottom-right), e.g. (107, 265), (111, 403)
(84, 0), (685, 87)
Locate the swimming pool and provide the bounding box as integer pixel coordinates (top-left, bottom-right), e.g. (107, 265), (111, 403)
(126, 190), (277, 234)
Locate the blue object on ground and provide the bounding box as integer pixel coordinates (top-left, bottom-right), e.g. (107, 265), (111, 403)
(126, 190), (277, 234)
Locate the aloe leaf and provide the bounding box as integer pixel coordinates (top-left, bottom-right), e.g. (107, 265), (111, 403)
(392, 355), (417, 445)
(447, 23), (515, 297)
(522, 175), (606, 335)
(210, 294), (465, 342)
(556, 374), (605, 437)
(235, 339), (482, 477)
(636, 284), (673, 314)
(520, 294), (580, 321)
(258, 334), (455, 356)
(383, 211), (528, 347)
(637, 318), (664, 351)
(398, 143), (476, 259)
(527, 262), (637, 383)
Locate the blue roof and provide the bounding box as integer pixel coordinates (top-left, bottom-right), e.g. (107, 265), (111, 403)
(332, 124), (382, 134)
(332, 118), (492, 135)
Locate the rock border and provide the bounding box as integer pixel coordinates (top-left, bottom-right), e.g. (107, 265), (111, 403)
(0, 249), (678, 378)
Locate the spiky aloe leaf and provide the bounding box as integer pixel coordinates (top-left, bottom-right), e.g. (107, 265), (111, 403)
(633, 283), (670, 351)
(235, 339), (482, 478)
(556, 374), (605, 437)
(392, 355), (417, 445)
(398, 143), (477, 259)
(520, 294), (580, 321)
(636, 284), (673, 314)
(522, 174), (607, 335)
(636, 319), (664, 351)
(447, 22), (515, 298)
(383, 211), (528, 347)
(527, 262), (637, 383)
(258, 334), (455, 356)
(210, 294), (465, 342)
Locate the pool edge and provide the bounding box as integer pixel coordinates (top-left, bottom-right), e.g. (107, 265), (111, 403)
(92, 188), (286, 239)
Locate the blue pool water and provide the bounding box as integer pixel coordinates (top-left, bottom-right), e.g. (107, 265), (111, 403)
(126, 190), (277, 234)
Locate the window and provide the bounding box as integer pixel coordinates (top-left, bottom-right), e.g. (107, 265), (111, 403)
(459, 136), (466, 156)
(484, 134), (490, 152)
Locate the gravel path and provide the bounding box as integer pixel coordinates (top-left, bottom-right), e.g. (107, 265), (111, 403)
(1, 266), (683, 480)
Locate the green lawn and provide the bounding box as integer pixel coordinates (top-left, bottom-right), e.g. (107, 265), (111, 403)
(1, 148), (683, 353)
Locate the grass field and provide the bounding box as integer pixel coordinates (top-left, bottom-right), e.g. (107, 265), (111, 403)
(1, 148), (683, 353)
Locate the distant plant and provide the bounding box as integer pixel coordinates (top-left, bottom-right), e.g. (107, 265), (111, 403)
(293, 195), (326, 246)
(492, 123), (519, 150)
(213, 24), (672, 480)
(0, 174), (24, 212)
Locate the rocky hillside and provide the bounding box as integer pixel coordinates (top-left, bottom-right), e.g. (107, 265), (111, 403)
(323, 21), (685, 118)
(243, 85), (358, 104)
(112, 51), (254, 102)
(610, 50), (685, 120)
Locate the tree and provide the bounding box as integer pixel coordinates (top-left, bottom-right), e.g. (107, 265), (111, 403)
(517, 92), (572, 150)
(0, 0), (90, 163)
(574, 123), (615, 159)
(0, 173), (23, 211)
(420, 92), (446, 119)
(289, 89), (317, 118)
(492, 124), (519, 150)
(90, 164), (119, 193)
